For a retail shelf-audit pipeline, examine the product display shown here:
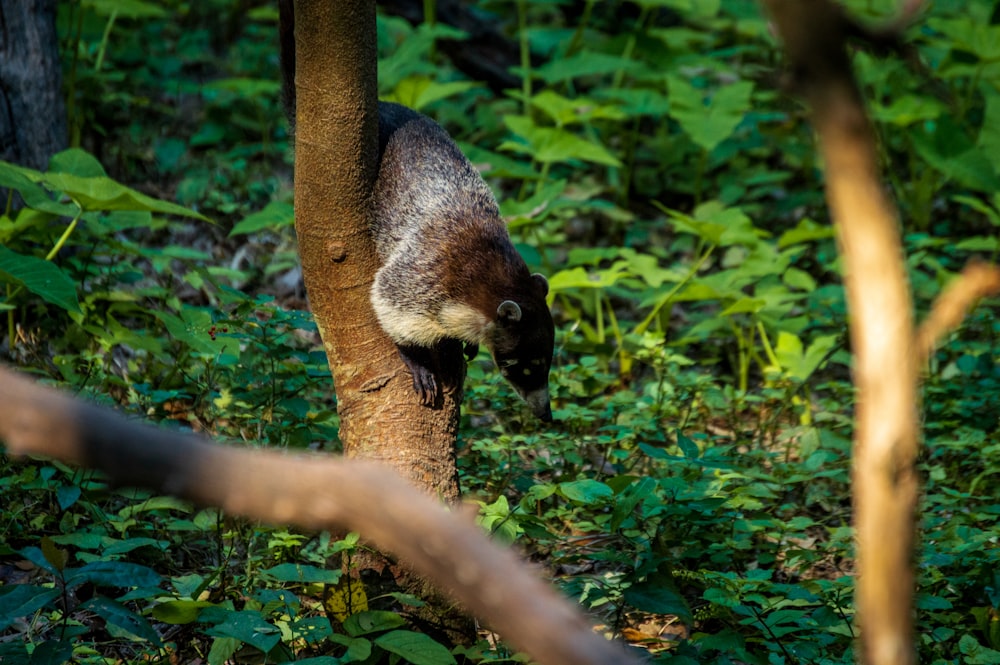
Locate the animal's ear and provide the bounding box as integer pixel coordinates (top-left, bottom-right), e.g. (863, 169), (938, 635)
(497, 300), (522, 323)
(531, 273), (549, 296)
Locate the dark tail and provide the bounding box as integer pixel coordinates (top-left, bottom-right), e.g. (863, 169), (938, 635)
(278, 0), (296, 126)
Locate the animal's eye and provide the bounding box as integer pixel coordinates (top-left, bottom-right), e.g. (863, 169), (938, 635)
(498, 358), (519, 369)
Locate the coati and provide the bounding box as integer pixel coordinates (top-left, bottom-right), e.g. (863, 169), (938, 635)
(278, 1), (555, 421)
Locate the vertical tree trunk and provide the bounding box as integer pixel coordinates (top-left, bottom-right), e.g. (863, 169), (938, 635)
(0, 0), (66, 169)
(290, 0), (471, 641)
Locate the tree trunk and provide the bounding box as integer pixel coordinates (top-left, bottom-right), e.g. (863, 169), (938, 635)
(290, 0), (470, 641)
(0, 0), (66, 170)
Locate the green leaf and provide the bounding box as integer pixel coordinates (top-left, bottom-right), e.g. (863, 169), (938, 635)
(502, 115), (621, 167)
(207, 636), (240, 665)
(676, 431), (700, 458)
(201, 608), (282, 653)
(0, 585), (60, 630)
(41, 171), (209, 219)
(0, 246), (81, 313)
(911, 118), (1000, 193)
(152, 600), (216, 624)
(230, 200), (295, 236)
(0, 162), (77, 216)
(559, 479), (614, 504)
(262, 563), (343, 584)
(343, 610), (406, 637)
(66, 561), (163, 589)
(79, 596), (163, 644)
(668, 76), (753, 152)
(48, 148), (108, 177)
(610, 476), (657, 531)
(374, 630), (457, 665)
(387, 76), (479, 111)
(624, 576), (694, 624)
(960, 634), (1000, 665)
(535, 51), (649, 84)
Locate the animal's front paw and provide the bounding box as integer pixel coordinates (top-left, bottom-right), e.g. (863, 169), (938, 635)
(397, 344), (441, 406)
(409, 364), (439, 406)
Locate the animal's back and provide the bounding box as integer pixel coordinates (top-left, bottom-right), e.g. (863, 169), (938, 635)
(372, 103), (526, 347)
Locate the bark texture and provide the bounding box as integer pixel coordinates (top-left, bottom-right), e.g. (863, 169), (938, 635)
(290, 0), (467, 639)
(0, 0), (66, 169)
(290, 0), (462, 497)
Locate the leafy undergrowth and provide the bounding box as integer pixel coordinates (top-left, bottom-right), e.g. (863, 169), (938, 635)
(1, 0), (999, 664)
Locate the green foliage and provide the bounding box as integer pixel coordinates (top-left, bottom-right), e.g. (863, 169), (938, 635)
(2, 0), (999, 663)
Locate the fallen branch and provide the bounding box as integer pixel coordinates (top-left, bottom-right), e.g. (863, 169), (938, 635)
(0, 365), (642, 665)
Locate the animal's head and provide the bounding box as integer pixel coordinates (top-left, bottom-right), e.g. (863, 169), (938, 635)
(490, 273), (555, 422)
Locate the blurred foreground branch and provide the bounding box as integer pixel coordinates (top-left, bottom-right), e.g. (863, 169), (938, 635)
(0, 365), (640, 665)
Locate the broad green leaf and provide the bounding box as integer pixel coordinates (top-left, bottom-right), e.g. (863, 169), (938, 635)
(56, 484), (81, 510)
(152, 600), (216, 625)
(593, 87), (670, 117)
(959, 634), (1000, 665)
(202, 608), (282, 653)
(502, 115), (621, 167)
(66, 561), (163, 589)
(535, 51), (650, 84)
(40, 171), (209, 219)
(782, 267), (817, 292)
(230, 200), (294, 236)
(624, 576), (694, 624)
(102, 537), (168, 556)
(0, 161), (76, 215)
(207, 636), (240, 665)
(343, 610), (406, 637)
(676, 431), (700, 458)
(79, 596), (162, 644)
(559, 479), (614, 504)
(668, 76), (753, 152)
(42, 536), (69, 570)
(525, 90), (625, 126)
(872, 94), (947, 127)
(387, 76), (479, 111)
(374, 630), (457, 665)
(262, 563), (343, 584)
(328, 633), (374, 662)
(48, 148), (107, 177)
(719, 297), (765, 316)
(610, 476), (657, 531)
(911, 118), (1000, 193)
(0, 246), (81, 313)
(778, 218), (835, 248)
(0, 585), (60, 630)
(703, 586), (740, 607)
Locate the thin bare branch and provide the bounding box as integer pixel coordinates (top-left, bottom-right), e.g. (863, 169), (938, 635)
(916, 261), (1000, 364)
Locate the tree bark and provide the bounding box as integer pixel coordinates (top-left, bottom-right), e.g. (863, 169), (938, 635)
(0, 0), (66, 170)
(290, 0), (468, 639)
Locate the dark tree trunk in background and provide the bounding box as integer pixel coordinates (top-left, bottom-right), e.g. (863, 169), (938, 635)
(0, 0), (66, 170)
